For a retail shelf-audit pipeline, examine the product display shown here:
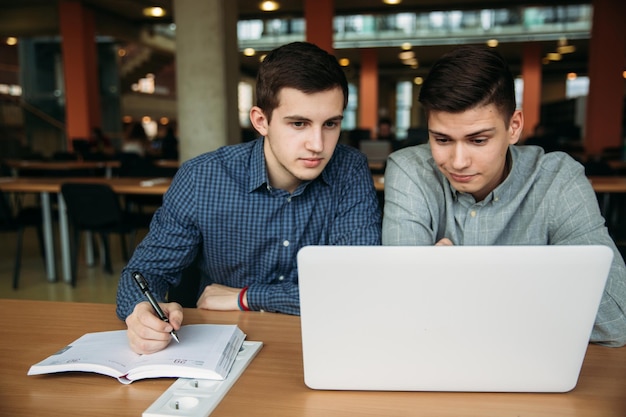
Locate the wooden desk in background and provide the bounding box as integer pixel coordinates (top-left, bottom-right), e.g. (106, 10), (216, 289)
(4, 159), (121, 178)
(0, 177), (170, 284)
(1, 299), (625, 417)
(607, 160), (626, 174)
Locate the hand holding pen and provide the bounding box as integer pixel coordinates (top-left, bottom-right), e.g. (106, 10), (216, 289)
(132, 271), (180, 343)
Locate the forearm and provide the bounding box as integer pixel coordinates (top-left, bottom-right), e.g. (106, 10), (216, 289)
(552, 178), (626, 346)
(116, 263), (172, 321)
(116, 211), (200, 320)
(382, 160), (438, 245)
(246, 281), (300, 315)
(591, 274), (626, 347)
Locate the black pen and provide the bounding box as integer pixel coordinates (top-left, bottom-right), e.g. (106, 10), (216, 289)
(132, 271), (180, 343)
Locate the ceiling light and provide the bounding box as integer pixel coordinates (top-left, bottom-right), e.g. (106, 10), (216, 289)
(259, 1), (280, 12)
(243, 48), (256, 57)
(383, 0), (402, 4)
(413, 76), (423, 85)
(486, 39), (498, 47)
(401, 43), (412, 50)
(398, 51), (415, 60)
(143, 7), (166, 17)
(556, 37), (575, 54)
(567, 72), (577, 80)
(338, 58), (350, 67)
(557, 45), (576, 54)
(6, 37), (17, 46)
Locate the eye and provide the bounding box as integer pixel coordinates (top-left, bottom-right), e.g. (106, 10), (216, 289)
(470, 137), (488, 145)
(324, 120), (339, 128)
(433, 136), (450, 144)
(292, 121), (306, 128)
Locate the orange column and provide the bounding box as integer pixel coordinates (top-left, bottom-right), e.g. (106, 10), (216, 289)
(521, 43), (542, 140)
(359, 48), (378, 138)
(59, 0), (101, 149)
(304, 0), (334, 53)
(584, 0), (626, 155)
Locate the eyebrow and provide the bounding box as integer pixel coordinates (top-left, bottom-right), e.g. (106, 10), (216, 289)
(283, 115), (344, 123)
(429, 127), (496, 138)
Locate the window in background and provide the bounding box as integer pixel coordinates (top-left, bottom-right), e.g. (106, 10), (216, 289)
(342, 83), (358, 131)
(238, 81), (253, 128)
(566, 76), (589, 98)
(514, 77), (524, 109)
(395, 81), (412, 139)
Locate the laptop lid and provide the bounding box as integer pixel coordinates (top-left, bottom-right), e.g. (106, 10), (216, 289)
(297, 245), (613, 392)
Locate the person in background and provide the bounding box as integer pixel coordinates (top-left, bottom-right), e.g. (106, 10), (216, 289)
(89, 127), (114, 155)
(382, 45), (626, 347)
(160, 126), (179, 160)
(376, 117), (395, 142)
(122, 122), (149, 156)
(117, 41), (382, 354)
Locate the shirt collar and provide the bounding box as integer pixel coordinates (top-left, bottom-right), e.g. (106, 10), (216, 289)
(248, 138), (269, 193)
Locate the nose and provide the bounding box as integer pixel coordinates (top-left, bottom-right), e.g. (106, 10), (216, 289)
(305, 128), (324, 153)
(450, 143), (470, 170)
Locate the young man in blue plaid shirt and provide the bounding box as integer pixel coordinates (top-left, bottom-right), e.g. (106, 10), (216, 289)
(117, 42), (382, 354)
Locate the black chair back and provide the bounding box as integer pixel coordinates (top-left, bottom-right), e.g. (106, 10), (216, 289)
(61, 183), (123, 230)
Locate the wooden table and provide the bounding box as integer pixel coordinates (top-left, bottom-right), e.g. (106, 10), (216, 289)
(587, 176), (626, 193)
(4, 159), (121, 178)
(607, 160), (626, 174)
(0, 177), (170, 283)
(1, 299), (625, 417)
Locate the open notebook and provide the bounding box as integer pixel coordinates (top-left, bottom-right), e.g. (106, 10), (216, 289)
(297, 245), (613, 392)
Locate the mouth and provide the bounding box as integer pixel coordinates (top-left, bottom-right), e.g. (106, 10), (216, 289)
(301, 158), (323, 168)
(448, 172), (475, 183)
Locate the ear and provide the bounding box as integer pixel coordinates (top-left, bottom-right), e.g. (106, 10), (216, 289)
(508, 110), (524, 145)
(249, 106), (269, 136)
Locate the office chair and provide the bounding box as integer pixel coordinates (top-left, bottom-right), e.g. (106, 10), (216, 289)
(0, 190), (47, 289)
(60, 183), (153, 286)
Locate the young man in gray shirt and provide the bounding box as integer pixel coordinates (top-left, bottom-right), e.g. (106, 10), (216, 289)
(382, 45), (626, 347)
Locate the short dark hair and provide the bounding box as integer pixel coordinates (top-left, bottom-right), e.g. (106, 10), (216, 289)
(255, 42), (349, 122)
(419, 45), (516, 125)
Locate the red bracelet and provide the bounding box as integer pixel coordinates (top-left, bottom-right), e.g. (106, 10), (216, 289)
(238, 286), (250, 311)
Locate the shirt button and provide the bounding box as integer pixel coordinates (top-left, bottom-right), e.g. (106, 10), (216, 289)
(287, 197), (291, 202)
(283, 240), (290, 247)
(494, 197), (499, 202)
(470, 210), (477, 217)
(278, 275), (284, 281)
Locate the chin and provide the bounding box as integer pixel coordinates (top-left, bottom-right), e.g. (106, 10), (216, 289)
(296, 169), (324, 182)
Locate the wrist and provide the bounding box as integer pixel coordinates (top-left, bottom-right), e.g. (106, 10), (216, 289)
(237, 286), (250, 311)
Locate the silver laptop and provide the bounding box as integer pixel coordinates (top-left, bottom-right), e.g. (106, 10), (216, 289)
(297, 245), (613, 392)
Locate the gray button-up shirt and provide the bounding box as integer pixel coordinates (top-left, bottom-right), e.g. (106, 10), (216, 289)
(383, 143), (626, 347)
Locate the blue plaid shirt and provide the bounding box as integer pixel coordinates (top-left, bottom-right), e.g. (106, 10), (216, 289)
(116, 138), (381, 319)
